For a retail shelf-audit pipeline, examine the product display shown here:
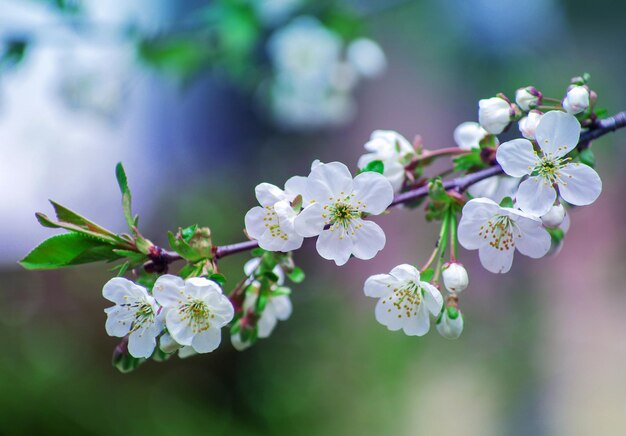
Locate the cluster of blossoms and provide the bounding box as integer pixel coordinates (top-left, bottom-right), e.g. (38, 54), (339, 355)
(22, 74), (619, 372)
(267, 16), (386, 130)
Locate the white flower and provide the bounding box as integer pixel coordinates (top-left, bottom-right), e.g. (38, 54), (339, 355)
(436, 307), (464, 340)
(541, 203), (565, 228)
(152, 275), (234, 354)
(346, 38), (387, 79)
(518, 110), (543, 140)
(496, 111), (602, 216)
(357, 130), (415, 193)
(294, 161), (394, 265)
(441, 262), (469, 293)
(478, 97), (513, 134)
(562, 86), (589, 115)
(245, 176), (307, 252)
(453, 121), (491, 150)
(458, 198), (551, 274)
(364, 264), (443, 336)
(515, 86), (542, 111)
(103, 277), (163, 358)
(267, 16), (341, 84)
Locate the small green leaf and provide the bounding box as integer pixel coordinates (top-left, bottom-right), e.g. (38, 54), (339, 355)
(579, 148), (595, 167)
(251, 248), (265, 257)
(167, 231), (202, 262)
(20, 233), (122, 270)
(499, 197), (514, 208)
(271, 286), (292, 297)
(287, 266), (305, 283)
(453, 149), (485, 172)
(208, 273), (226, 287)
(115, 163), (134, 232)
(420, 268), (434, 283)
(361, 160), (385, 174)
(262, 271), (280, 283)
(181, 225), (197, 242)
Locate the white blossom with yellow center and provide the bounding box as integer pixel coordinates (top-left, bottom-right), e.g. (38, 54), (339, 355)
(103, 277), (163, 358)
(458, 198), (551, 274)
(153, 275), (234, 354)
(364, 264), (443, 336)
(294, 161), (394, 265)
(496, 111), (602, 216)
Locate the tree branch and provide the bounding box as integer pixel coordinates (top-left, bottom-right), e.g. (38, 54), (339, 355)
(144, 111), (626, 270)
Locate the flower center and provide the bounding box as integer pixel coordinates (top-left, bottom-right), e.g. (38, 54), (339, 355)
(321, 193), (367, 238)
(179, 299), (215, 334)
(479, 215), (521, 251)
(127, 301), (155, 333)
(381, 281), (422, 318)
(532, 153), (570, 185)
(262, 205), (289, 241)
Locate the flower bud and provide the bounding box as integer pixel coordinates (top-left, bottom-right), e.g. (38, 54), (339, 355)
(562, 86), (589, 115)
(518, 110), (543, 140)
(159, 333), (182, 354)
(436, 306), (464, 339)
(453, 121), (489, 150)
(441, 262), (469, 293)
(541, 204), (565, 228)
(478, 97), (513, 134)
(515, 86), (542, 111)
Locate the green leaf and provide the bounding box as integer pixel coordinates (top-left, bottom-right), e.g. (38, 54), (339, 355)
(168, 231), (202, 262)
(420, 268), (434, 283)
(271, 286), (292, 297)
(137, 36), (213, 83)
(0, 39), (28, 71)
(287, 266), (305, 283)
(208, 273), (226, 287)
(20, 233), (122, 270)
(361, 160), (384, 174)
(499, 197), (514, 208)
(453, 149), (485, 172)
(115, 163), (134, 232)
(251, 248), (265, 257)
(579, 148), (596, 167)
(261, 271), (280, 283)
(181, 225), (197, 242)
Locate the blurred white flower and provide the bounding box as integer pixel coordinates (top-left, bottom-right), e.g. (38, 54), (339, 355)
(562, 85), (590, 115)
(346, 38), (387, 79)
(497, 111), (601, 216)
(357, 130), (415, 193)
(518, 110), (543, 140)
(103, 278), (163, 358)
(364, 264), (443, 336)
(294, 161), (393, 265)
(153, 275), (234, 354)
(453, 121), (491, 150)
(478, 97), (513, 134)
(458, 198), (551, 274)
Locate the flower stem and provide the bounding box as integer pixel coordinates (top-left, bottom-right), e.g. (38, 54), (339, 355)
(432, 209), (451, 284)
(449, 211), (458, 262)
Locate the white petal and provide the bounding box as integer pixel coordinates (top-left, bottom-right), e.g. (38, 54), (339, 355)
(453, 121), (487, 150)
(534, 111), (580, 157)
(513, 217), (551, 259)
(383, 161), (407, 193)
(402, 305), (431, 336)
(104, 306), (132, 337)
(128, 327), (159, 358)
(191, 327), (222, 353)
(255, 183), (286, 206)
(165, 309), (195, 346)
(274, 200), (305, 251)
(316, 228), (353, 266)
(307, 161), (353, 200)
(421, 282), (443, 316)
(269, 295), (292, 321)
(374, 294), (403, 331)
(103, 277), (146, 304)
(496, 139), (537, 177)
(351, 220), (386, 261)
(352, 171), (394, 215)
(284, 175), (308, 200)
(294, 203), (325, 237)
(457, 216), (486, 250)
(185, 277), (221, 299)
(478, 244), (515, 274)
(206, 292), (235, 326)
(558, 163), (602, 206)
(516, 176), (557, 216)
(152, 274), (185, 308)
(178, 346), (196, 359)
(461, 197), (500, 220)
(244, 206), (269, 240)
(357, 153), (376, 170)
(258, 312), (278, 338)
(364, 273), (396, 298)
(389, 264), (420, 282)
(243, 258), (261, 276)
(467, 176), (499, 200)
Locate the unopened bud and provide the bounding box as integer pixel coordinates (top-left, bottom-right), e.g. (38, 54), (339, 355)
(436, 306), (464, 339)
(515, 86), (542, 111)
(518, 110), (543, 140)
(563, 86), (589, 115)
(441, 262), (469, 293)
(478, 97), (514, 134)
(541, 204), (565, 228)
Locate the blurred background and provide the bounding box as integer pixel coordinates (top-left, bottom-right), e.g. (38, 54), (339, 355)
(1, 0), (626, 434)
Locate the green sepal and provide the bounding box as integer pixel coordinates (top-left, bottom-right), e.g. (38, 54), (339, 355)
(420, 268), (434, 283)
(251, 247), (265, 257)
(579, 148), (596, 167)
(547, 227), (565, 244)
(20, 233), (123, 270)
(208, 273), (226, 287)
(151, 347), (174, 362)
(446, 306), (460, 320)
(271, 286), (292, 297)
(360, 160), (384, 174)
(167, 230), (203, 262)
(499, 197), (514, 208)
(286, 266), (305, 283)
